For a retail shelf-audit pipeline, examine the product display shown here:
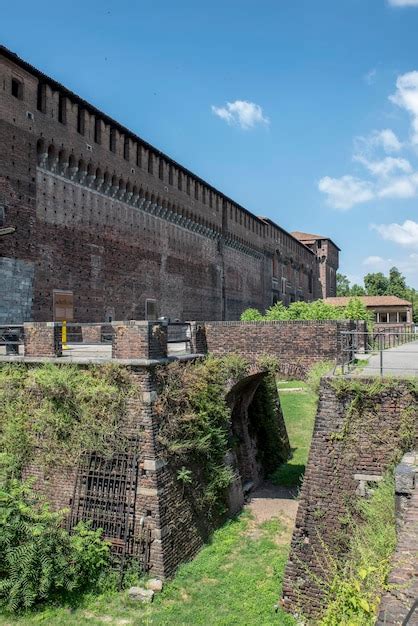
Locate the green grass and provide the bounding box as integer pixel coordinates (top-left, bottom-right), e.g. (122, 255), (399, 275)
(272, 380), (317, 488)
(0, 514), (296, 626)
(276, 380), (307, 390)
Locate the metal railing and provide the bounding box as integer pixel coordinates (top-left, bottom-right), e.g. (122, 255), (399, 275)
(167, 321), (192, 355)
(0, 324), (24, 355)
(340, 329), (418, 377)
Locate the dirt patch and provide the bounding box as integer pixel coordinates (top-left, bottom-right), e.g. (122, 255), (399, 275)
(245, 481), (298, 543)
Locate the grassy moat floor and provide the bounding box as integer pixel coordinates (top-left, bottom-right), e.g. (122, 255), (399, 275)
(0, 381), (316, 626)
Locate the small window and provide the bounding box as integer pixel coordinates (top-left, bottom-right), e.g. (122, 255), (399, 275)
(124, 137), (130, 160)
(400, 312), (407, 323)
(379, 312), (388, 324)
(186, 177), (191, 195)
(159, 159), (164, 180)
(0, 205), (5, 227)
(148, 152), (153, 174)
(58, 93), (66, 124)
(389, 312), (397, 323)
(77, 107), (85, 135)
(12, 77), (23, 100)
(94, 118), (101, 144)
(195, 182), (199, 200)
(178, 171), (182, 191)
(169, 165), (173, 185)
(145, 299), (157, 320)
(136, 144), (142, 167)
(109, 128), (116, 152)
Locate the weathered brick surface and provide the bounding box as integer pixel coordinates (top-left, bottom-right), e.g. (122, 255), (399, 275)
(195, 320), (354, 377)
(377, 455), (418, 626)
(21, 358), (287, 580)
(0, 47), (338, 325)
(282, 377), (418, 618)
(111, 321), (167, 360)
(23, 321), (62, 356)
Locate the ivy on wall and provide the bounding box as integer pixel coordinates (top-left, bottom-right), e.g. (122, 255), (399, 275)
(0, 363), (134, 478)
(155, 355), (286, 518)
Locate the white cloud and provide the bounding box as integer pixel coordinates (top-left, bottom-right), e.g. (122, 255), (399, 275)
(389, 71), (418, 144)
(372, 219), (418, 246)
(354, 129), (402, 154)
(318, 175), (375, 210)
(353, 155), (412, 177)
(388, 0), (418, 6)
(211, 100), (269, 130)
(362, 252), (418, 287)
(378, 176), (418, 198)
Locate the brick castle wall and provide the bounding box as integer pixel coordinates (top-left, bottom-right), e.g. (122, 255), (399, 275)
(0, 47), (337, 324)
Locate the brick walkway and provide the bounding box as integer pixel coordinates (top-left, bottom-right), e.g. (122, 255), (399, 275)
(377, 487), (418, 625)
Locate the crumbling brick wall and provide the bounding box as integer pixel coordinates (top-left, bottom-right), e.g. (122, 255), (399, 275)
(282, 377), (418, 619)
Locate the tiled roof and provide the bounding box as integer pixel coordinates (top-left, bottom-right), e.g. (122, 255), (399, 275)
(291, 231), (341, 251)
(324, 296), (412, 307)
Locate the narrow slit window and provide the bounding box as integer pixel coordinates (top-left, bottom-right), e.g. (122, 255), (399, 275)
(124, 137), (130, 160)
(36, 82), (45, 110)
(58, 93), (66, 124)
(77, 107), (85, 135)
(109, 128), (116, 152)
(94, 118), (101, 144)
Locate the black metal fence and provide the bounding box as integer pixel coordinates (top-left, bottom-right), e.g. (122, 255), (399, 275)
(340, 328), (418, 376)
(0, 324), (24, 355)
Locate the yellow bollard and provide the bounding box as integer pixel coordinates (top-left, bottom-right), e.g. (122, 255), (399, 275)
(62, 320), (69, 350)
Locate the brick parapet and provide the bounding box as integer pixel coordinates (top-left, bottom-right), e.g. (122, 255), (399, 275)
(23, 322), (62, 357)
(111, 321), (168, 360)
(194, 320), (354, 377)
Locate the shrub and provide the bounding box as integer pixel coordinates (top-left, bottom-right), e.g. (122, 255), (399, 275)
(0, 480), (111, 612)
(240, 297), (372, 324)
(240, 308), (264, 321)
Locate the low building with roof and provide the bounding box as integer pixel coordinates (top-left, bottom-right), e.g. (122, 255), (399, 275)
(324, 295), (414, 327)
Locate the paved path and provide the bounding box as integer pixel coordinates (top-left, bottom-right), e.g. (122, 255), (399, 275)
(355, 340), (418, 377)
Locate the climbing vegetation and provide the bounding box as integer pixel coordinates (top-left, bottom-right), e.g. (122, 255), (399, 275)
(155, 355), (285, 517)
(0, 363), (134, 478)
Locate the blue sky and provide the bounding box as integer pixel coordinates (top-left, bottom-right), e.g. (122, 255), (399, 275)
(2, 0), (418, 287)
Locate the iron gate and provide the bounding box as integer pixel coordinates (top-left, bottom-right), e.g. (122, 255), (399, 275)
(69, 451), (150, 574)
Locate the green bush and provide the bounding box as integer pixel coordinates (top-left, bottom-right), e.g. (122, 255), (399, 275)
(241, 297), (372, 323)
(0, 480), (111, 612)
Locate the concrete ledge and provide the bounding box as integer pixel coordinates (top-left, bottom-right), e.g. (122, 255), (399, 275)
(0, 354), (205, 366)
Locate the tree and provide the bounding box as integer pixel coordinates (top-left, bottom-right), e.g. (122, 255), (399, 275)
(364, 272), (389, 296)
(336, 273), (351, 296)
(388, 267), (407, 299)
(350, 284), (366, 296)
